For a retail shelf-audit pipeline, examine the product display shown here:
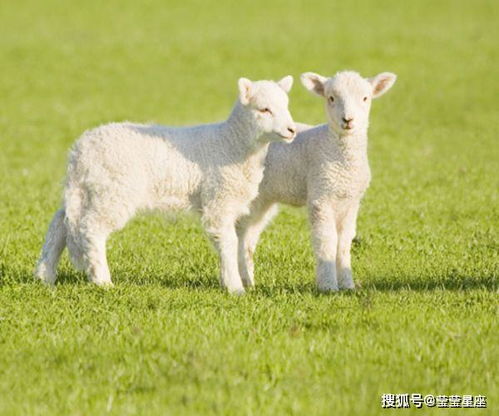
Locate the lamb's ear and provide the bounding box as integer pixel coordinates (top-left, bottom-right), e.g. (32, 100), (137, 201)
(300, 72), (328, 97)
(368, 72), (397, 98)
(277, 75), (293, 93)
(238, 77), (253, 105)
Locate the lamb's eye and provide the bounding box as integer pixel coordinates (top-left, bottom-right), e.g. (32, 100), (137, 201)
(329, 96), (335, 103)
(363, 96), (368, 102)
(259, 108), (272, 114)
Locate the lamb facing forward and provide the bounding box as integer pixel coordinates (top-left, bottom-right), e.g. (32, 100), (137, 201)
(35, 76), (297, 293)
(238, 70), (396, 291)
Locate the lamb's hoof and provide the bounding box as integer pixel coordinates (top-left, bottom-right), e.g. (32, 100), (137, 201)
(227, 287), (245, 296)
(241, 279), (255, 289)
(93, 280), (114, 288)
(338, 269), (356, 290)
(34, 265), (56, 286)
(317, 281), (339, 292)
(36, 278), (56, 288)
(338, 280), (356, 290)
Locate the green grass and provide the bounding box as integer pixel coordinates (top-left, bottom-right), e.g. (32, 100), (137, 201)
(0, 0), (497, 414)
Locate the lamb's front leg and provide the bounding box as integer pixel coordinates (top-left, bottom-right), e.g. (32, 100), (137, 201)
(309, 200), (338, 292)
(204, 212), (245, 295)
(237, 203), (277, 288)
(336, 200), (360, 290)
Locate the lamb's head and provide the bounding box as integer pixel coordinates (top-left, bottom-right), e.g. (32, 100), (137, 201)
(301, 70), (396, 137)
(238, 76), (297, 143)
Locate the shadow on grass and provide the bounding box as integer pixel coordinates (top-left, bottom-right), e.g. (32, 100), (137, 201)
(1, 263), (496, 294)
(252, 274), (497, 296)
(56, 268), (222, 292)
(49, 270), (221, 291)
(360, 275), (497, 292)
(0, 260), (220, 290)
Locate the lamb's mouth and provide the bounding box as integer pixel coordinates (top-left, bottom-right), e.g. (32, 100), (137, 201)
(278, 133), (295, 141)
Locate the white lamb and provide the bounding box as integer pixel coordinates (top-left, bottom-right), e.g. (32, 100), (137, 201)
(35, 76), (297, 294)
(237, 70), (396, 291)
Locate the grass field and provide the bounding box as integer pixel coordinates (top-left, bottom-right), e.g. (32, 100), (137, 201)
(0, 0), (498, 414)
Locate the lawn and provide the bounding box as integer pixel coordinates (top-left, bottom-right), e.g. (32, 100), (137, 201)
(0, 0), (497, 415)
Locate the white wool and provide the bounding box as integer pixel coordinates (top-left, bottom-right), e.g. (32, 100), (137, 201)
(295, 122), (314, 133)
(35, 76), (296, 294)
(238, 70), (396, 291)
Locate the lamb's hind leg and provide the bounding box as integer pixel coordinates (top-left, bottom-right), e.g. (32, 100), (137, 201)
(83, 231), (113, 286)
(237, 203), (277, 288)
(67, 219), (113, 287)
(35, 208), (67, 285)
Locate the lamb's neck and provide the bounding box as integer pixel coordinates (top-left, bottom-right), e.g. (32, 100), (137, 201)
(328, 125), (369, 165)
(222, 101), (266, 158)
(243, 141), (270, 170)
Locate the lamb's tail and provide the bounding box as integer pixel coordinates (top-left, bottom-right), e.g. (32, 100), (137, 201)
(34, 208), (67, 285)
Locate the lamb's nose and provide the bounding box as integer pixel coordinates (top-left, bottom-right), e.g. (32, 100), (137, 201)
(287, 127), (296, 135)
(342, 117), (353, 123)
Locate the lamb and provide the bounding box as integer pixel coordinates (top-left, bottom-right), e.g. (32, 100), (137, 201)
(237, 70), (396, 291)
(35, 76), (297, 294)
